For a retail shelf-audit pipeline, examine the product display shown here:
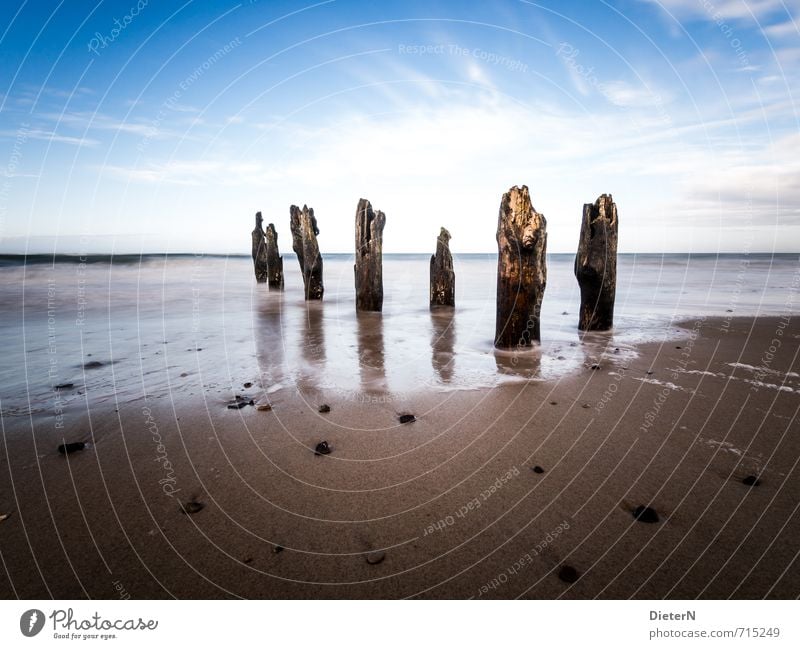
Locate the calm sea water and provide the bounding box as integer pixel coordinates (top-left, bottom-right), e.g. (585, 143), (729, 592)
(0, 253), (797, 419)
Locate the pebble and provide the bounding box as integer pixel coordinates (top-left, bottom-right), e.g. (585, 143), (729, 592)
(0, 513), (10, 523)
(632, 505), (659, 523)
(273, 545), (284, 554)
(581, 403), (590, 409)
(318, 404), (331, 413)
(54, 383), (74, 389)
(557, 565), (579, 583)
(227, 401), (247, 410)
(83, 361), (104, 369)
(398, 414), (416, 424)
(315, 441), (332, 455)
(591, 364), (601, 370)
(182, 501), (204, 515)
(256, 403), (272, 411)
(549, 401), (557, 405)
(58, 442), (86, 455)
(366, 551), (386, 565)
(742, 475), (761, 487)
(531, 466), (545, 474)
(243, 382), (253, 388)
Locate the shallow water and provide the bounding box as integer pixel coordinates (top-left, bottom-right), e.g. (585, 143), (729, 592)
(0, 253), (797, 419)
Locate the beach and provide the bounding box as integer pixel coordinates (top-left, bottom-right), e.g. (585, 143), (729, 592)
(0, 255), (798, 599)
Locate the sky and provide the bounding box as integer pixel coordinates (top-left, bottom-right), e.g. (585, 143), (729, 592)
(0, 0), (798, 254)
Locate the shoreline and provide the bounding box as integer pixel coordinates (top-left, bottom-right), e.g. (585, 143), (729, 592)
(0, 315), (798, 599)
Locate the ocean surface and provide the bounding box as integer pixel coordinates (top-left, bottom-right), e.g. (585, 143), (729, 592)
(0, 253), (797, 420)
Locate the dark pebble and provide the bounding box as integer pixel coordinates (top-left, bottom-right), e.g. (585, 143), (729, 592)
(57, 442), (86, 455)
(315, 441), (332, 455)
(742, 475), (761, 486)
(318, 404), (331, 413)
(581, 403), (590, 408)
(399, 414), (416, 424)
(549, 401), (557, 405)
(182, 501), (204, 515)
(180, 372), (188, 377)
(531, 465), (545, 474)
(675, 346), (682, 349)
(633, 505), (659, 523)
(366, 551), (386, 565)
(243, 382), (252, 388)
(561, 311), (568, 315)
(227, 401), (247, 409)
(557, 565), (579, 583)
(54, 383), (74, 389)
(557, 356), (566, 361)
(273, 545), (284, 554)
(591, 364), (600, 370)
(243, 557), (253, 564)
(646, 370), (654, 375)
(83, 361), (104, 369)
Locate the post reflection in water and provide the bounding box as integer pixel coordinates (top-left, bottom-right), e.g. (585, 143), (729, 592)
(430, 308), (456, 383)
(356, 311), (387, 393)
(296, 301), (326, 400)
(254, 292), (288, 393)
(494, 345), (541, 379)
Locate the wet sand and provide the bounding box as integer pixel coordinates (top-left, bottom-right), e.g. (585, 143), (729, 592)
(0, 315), (798, 599)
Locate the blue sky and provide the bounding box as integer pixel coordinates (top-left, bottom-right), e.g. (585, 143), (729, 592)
(0, 0), (798, 253)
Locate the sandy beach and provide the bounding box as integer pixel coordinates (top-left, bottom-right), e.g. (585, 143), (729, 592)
(1, 312), (797, 599)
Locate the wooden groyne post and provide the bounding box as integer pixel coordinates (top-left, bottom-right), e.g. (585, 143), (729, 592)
(265, 222), (284, 290)
(430, 227), (455, 308)
(495, 185), (547, 348)
(575, 194), (617, 331)
(290, 204), (324, 300)
(251, 211), (268, 283)
(354, 198), (386, 312)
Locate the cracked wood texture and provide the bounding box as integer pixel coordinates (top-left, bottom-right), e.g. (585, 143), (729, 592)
(290, 204), (324, 300)
(575, 194), (617, 331)
(265, 222), (284, 290)
(354, 198), (386, 312)
(495, 185), (547, 348)
(251, 211), (268, 283)
(430, 227), (455, 308)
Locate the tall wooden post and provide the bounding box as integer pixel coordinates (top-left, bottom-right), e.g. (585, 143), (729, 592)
(354, 198), (385, 312)
(495, 185), (547, 348)
(575, 194), (618, 331)
(251, 211), (268, 283)
(265, 223), (284, 290)
(430, 227), (455, 308)
(289, 204), (324, 300)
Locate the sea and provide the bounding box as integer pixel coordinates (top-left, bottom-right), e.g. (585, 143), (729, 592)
(0, 253), (797, 419)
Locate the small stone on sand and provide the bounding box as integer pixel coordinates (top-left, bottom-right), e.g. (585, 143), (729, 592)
(227, 401), (247, 410)
(54, 383), (74, 389)
(399, 414), (416, 424)
(243, 557), (253, 564)
(243, 382), (253, 388)
(549, 401), (557, 405)
(557, 565), (579, 583)
(0, 513), (10, 523)
(318, 404), (331, 413)
(581, 403), (590, 408)
(591, 364), (601, 370)
(742, 475), (761, 486)
(256, 403), (272, 411)
(273, 545), (284, 554)
(315, 441), (332, 455)
(182, 501), (204, 515)
(633, 505), (659, 523)
(531, 466), (545, 474)
(366, 551), (385, 565)
(83, 361), (104, 369)
(58, 442), (86, 455)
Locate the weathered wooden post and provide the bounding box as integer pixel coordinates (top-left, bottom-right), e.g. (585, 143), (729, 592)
(265, 223), (284, 290)
(495, 185), (547, 348)
(575, 194), (617, 331)
(251, 211), (268, 283)
(289, 204), (324, 300)
(430, 227), (455, 308)
(354, 198), (385, 312)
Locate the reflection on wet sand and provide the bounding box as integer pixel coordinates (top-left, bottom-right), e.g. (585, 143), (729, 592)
(430, 308), (455, 383)
(356, 312), (386, 393)
(254, 292), (288, 393)
(296, 301), (326, 400)
(494, 346), (541, 379)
